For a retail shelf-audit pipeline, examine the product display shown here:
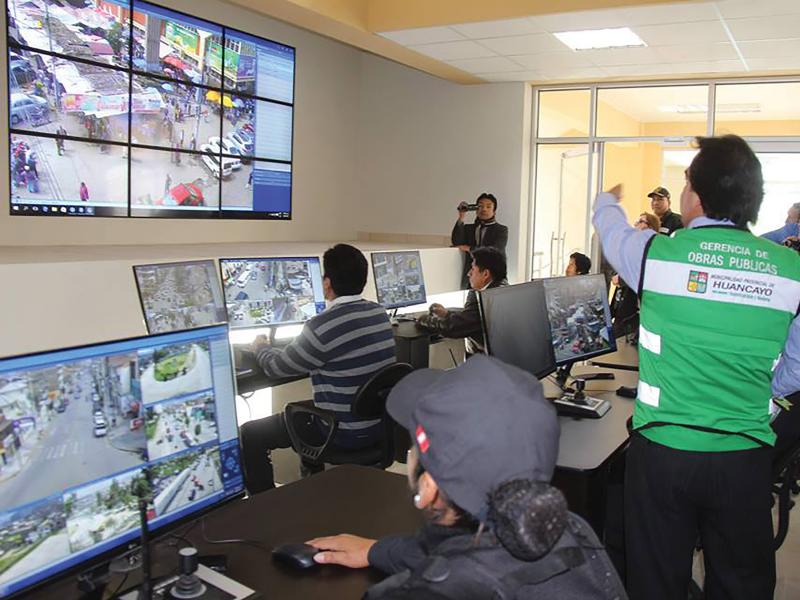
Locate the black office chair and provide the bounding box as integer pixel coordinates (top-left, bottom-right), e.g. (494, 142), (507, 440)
(283, 362), (414, 474)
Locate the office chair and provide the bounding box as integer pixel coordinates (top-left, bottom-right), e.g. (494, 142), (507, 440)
(283, 362), (414, 474)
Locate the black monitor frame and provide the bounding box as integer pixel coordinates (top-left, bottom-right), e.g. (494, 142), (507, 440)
(370, 250), (427, 310)
(0, 325), (244, 599)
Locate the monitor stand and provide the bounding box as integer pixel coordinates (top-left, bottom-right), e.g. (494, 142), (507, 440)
(550, 363), (612, 419)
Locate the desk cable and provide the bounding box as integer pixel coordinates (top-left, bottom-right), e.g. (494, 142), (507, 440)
(238, 392), (254, 421)
(200, 517), (270, 555)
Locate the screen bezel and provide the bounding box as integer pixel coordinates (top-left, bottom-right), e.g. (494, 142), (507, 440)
(0, 324), (245, 599)
(218, 256), (325, 330)
(540, 273), (618, 367)
(132, 259), (228, 335)
(6, 0), (296, 220)
(370, 250), (427, 310)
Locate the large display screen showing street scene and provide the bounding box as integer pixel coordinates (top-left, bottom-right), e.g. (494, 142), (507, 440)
(542, 274), (616, 366)
(219, 257), (326, 329)
(371, 251), (427, 309)
(7, 0), (295, 219)
(0, 325), (243, 598)
(134, 259), (227, 334)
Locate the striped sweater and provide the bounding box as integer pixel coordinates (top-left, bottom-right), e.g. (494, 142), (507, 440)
(254, 298), (396, 447)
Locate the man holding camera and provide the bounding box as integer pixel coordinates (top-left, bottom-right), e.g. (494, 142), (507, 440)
(451, 193), (508, 289)
(761, 202), (800, 246)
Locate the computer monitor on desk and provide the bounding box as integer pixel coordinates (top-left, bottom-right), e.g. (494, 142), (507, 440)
(0, 325), (244, 598)
(371, 251), (427, 315)
(219, 257), (326, 330)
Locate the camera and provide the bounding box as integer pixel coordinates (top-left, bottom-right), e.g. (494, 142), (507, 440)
(457, 202), (477, 212)
(783, 237), (800, 252)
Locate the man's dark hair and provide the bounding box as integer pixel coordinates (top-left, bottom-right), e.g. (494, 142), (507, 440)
(476, 192), (498, 211)
(322, 244), (368, 296)
(471, 247), (507, 283)
(687, 135), (763, 228)
(570, 252), (591, 275)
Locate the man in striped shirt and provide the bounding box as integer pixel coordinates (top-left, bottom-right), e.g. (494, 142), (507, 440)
(240, 244), (396, 492)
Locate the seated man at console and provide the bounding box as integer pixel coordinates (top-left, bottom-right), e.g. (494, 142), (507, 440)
(241, 244), (396, 492)
(417, 247), (507, 356)
(308, 356), (625, 599)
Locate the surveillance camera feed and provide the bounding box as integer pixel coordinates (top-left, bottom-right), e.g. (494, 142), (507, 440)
(219, 257), (326, 329)
(0, 325), (243, 597)
(542, 274), (616, 366)
(134, 260), (227, 334)
(371, 251), (427, 309)
(7, 0), (295, 219)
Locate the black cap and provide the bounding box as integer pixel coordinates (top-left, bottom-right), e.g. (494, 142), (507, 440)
(647, 186), (670, 199)
(387, 355), (559, 520)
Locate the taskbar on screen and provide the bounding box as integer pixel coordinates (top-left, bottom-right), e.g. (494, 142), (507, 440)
(10, 203), (126, 217)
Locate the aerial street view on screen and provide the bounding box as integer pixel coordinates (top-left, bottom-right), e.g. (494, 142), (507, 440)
(7, 0), (295, 217)
(545, 278), (612, 364)
(136, 262), (226, 334)
(372, 252), (426, 307)
(221, 259), (323, 327)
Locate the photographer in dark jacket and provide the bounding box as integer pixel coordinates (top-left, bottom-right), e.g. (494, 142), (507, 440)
(417, 247), (507, 355)
(452, 193), (509, 289)
(307, 356), (626, 600)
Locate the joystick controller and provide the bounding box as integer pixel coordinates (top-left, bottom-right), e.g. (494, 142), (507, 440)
(170, 548), (207, 599)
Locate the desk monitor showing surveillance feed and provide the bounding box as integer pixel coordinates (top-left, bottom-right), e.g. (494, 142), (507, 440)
(219, 257), (326, 330)
(134, 260), (228, 335)
(371, 251), (427, 318)
(0, 325), (247, 599)
(542, 274), (617, 418)
(478, 281), (556, 379)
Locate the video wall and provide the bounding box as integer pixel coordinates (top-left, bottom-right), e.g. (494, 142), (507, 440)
(7, 0), (295, 219)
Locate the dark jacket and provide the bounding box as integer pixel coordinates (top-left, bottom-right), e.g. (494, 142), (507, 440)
(610, 277), (639, 338)
(416, 279), (507, 354)
(452, 220), (509, 289)
(658, 210), (683, 235)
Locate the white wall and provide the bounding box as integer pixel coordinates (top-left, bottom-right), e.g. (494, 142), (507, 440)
(0, 0), (364, 246)
(356, 53), (532, 282)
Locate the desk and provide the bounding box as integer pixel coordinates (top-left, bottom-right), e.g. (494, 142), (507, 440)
(392, 321), (441, 370)
(590, 338), (639, 371)
(29, 466), (423, 600)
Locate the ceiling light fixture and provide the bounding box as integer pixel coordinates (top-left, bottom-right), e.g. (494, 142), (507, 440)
(554, 27), (646, 51)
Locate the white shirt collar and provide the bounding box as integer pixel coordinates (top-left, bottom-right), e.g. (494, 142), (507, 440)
(325, 294), (362, 310)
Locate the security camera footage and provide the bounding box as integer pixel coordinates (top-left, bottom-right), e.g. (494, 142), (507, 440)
(7, 0), (295, 219)
(134, 260), (227, 334)
(0, 325), (243, 598)
(542, 274), (615, 365)
(371, 251), (427, 309)
(220, 257), (326, 329)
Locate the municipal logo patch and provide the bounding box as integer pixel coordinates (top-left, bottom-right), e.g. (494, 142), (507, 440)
(687, 270), (708, 294)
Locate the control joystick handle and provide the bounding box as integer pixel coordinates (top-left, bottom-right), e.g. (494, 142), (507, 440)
(170, 547), (206, 599)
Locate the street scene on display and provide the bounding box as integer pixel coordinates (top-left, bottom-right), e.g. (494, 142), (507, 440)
(135, 261), (227, 334)
(138, 341), (214, 404)
(544, 279), (612, 363)
(145, 392), (218, 461)
(372, 253), (426, 307)
(151, 446), (222, 517)
(220, 259), (325, 328)
(7, 0), (294, 214)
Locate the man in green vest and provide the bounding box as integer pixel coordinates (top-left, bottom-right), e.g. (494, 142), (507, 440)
(593, 135), (800, 600)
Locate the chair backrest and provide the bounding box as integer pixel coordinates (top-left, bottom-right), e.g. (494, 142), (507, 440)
(352, 362), (414, 419)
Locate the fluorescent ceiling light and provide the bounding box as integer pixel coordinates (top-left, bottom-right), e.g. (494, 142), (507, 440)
(554, 27), (646, 51)
(658, 103), (761, 114)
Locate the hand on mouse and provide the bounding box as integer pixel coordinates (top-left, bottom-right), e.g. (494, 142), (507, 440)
(306, 534), (376, 568)
(428, 303), (448, 318)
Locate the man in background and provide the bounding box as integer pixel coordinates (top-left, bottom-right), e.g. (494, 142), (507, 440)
(761, 202), (800, 244)
(648, 186), (683, 235)
(565, 252), (591, 276)
(451, 193), (508, 289)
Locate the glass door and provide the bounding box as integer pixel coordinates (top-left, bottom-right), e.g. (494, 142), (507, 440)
(748, 142), (800, 236)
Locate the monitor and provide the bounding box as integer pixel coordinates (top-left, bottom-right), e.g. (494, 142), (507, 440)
(371, 251), (427, 310)
(478, 281), (556, 379)
(133, 260), (227, 334)
(0, 325), (244, 598)
(219, 257), (326, 329)
(541, 274), (617, 366)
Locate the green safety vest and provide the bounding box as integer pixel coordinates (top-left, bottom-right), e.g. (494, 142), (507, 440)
(635, 225), (800, 451)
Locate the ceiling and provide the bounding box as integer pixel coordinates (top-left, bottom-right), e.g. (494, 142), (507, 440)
(227, 0), (800, 85)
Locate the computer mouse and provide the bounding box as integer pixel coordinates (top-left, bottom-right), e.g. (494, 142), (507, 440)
(272, 543), (319, 569)
(616, 386), (637, 399)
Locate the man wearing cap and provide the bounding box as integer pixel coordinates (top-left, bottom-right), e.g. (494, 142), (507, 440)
(647, 186), (683, 235)
(308, 356), (625, 599)
(452, 193), (509, 289)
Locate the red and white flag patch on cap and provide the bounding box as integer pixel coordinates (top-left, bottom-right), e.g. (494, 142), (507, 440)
(416, 424), (430, 453)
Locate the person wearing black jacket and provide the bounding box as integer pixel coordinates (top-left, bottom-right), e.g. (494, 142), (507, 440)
(307, 356), (626, 600)
(647, 187), (683, 235)
(452, 193), (509, 289)
(416, 247), (507, 355)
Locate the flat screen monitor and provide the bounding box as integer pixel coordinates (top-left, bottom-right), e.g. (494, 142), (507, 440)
(478, 281), (556, 379)
(133, 260), (227, 334)
(371, 251), (427, 310)
(219, 257), (326, 329)
(0, 325), (244, 598)
(542, 274), (616, 366)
